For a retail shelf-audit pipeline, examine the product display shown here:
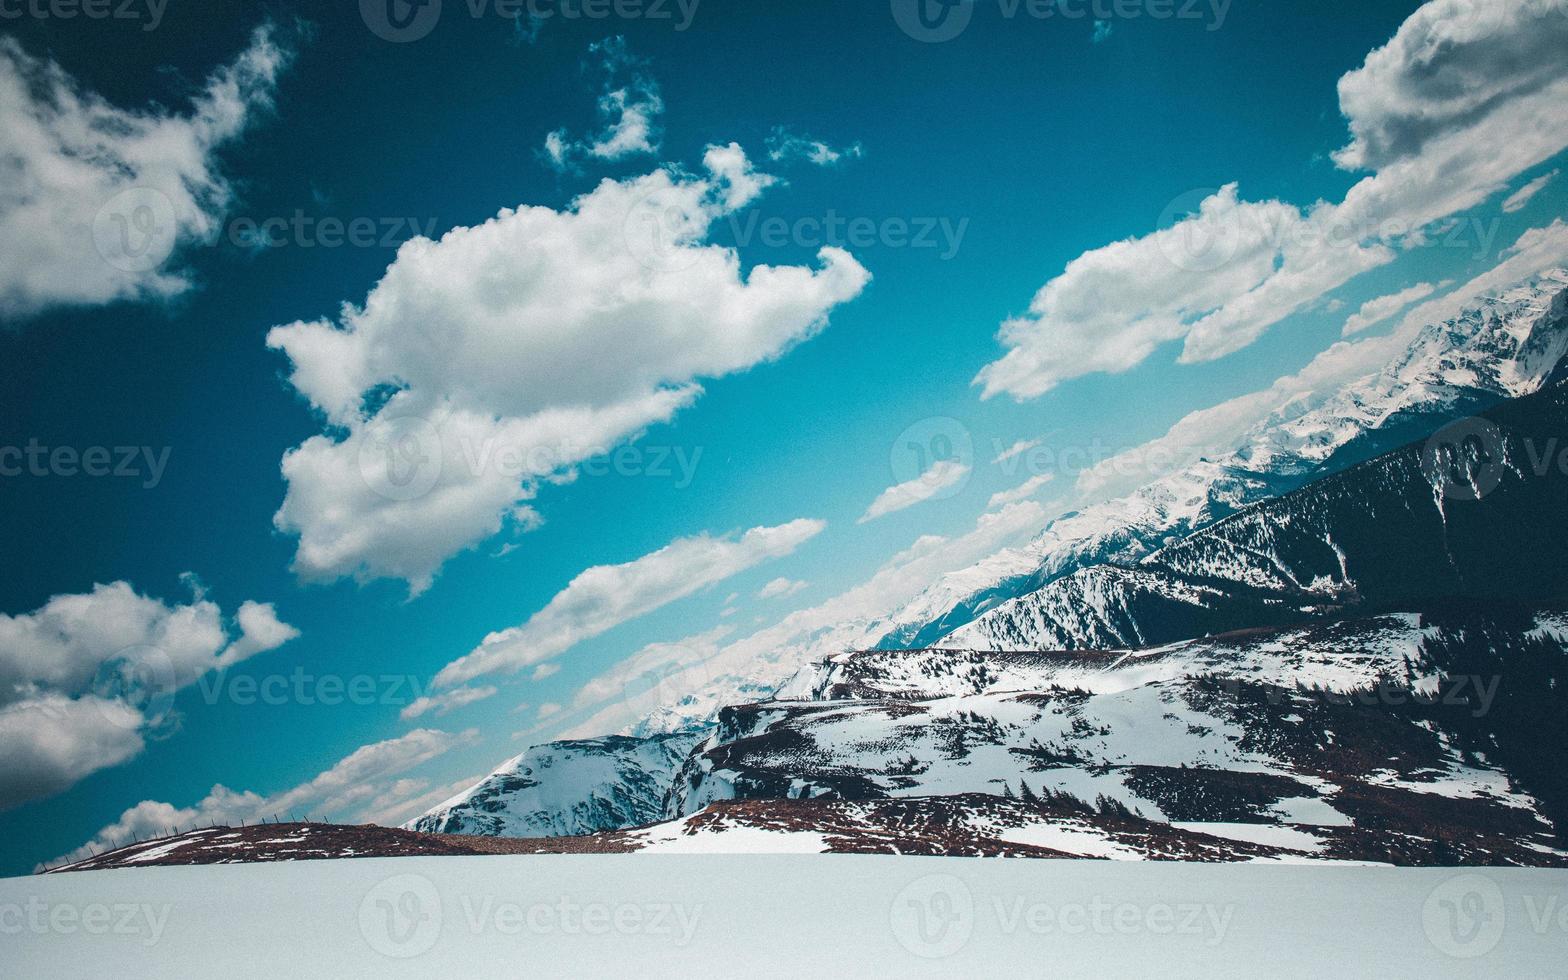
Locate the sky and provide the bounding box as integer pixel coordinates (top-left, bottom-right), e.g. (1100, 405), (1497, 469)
(2, 0), (1567, 874)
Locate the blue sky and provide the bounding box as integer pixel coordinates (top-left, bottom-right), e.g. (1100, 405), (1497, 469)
(3, 0), (1567, 874)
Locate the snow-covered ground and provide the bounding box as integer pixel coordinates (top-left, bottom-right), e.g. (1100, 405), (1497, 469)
(4, 858), (1566, 977)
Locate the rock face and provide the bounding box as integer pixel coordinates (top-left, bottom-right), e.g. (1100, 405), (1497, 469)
(405, 733), (699, 837)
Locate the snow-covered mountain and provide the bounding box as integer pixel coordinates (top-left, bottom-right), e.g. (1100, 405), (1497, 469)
(405, 270), (1568, 843)
(406, 733), (698, 837)
(945, 364), (1568, 651)
(892, 270), (1568, 650)
(666, 607), (1568, 866)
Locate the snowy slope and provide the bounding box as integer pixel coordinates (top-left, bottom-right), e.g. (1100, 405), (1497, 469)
(406, 733), (698, 837)
(21, 854), (1568, 978)
(946, 360), (1568, 652)
(668, 608), (1568, 867)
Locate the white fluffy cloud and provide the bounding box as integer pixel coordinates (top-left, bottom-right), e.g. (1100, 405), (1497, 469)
(0, 26), (289, 319)
(0, 581), (298, 809)
(543, 36), (663, 171)
(987, 473), (1056, 510)
(46, 727), (474, 868)
(757, 577), (808, 600)
(268, 146), (868, 593)
(434, 519), (826, 687)
(859, 459), (971, 523)
(1503, 170), (1560, 213)
(1341, 281), (1444, 336)
(1332, 0), (1568, 172)
(976, 0), (1568, 399)
(399, 685), (498, 721)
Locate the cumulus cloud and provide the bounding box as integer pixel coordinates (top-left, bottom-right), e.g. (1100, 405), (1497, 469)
(433, 519), (826, 687)
(1331, 0), (1568, 172)
(46, 728), (475, 868)
(268, 146), (868, 593)
(399, 685), (498, 721)
(543, 36), (663, 171)
(859, 459), (971, 523)
(1341, 281), (1445, 336)
(0, 580), (298, 809)
(766, 128), (864, 167)
(975, 0), (1568, 399)
(757, 577), (809, 600)
(0, 26), (290, 319)
(1503, 170), (1560, 213)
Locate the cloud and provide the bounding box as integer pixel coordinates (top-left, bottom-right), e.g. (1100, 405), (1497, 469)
(992, 439), (1041, 465)
(530, 662), (561, 681)
(0, 696), (146, 812)
(987, 473), (1056, 510)
(1390, 219), (1568, 336)
(765, 128), (864, 167)
(361, 773), (484, 828)
(859, 459), (971, 523)
(45, 727), (476, 868)
(757, 577), (809, 600)
(1074, 219), (1568, 503)
(1331, 0), (1568, 172)
(561, 500), (1048, 740)
(433, 519), (826, 687)
(1341, 281), (1444, 336)
(543, 36), (663, 171)
(268, 147), (868, 593)
(536, 703), (561, 720)
(1503, 170), (1560, 213)
(568, 624), (733, 716)
(398, 685), (497, 721)
(1092, 20), (1113, 43)
(0, 26), (290, 319)
(0, 580), (297, 809)
(975, 0), (1568, 399)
